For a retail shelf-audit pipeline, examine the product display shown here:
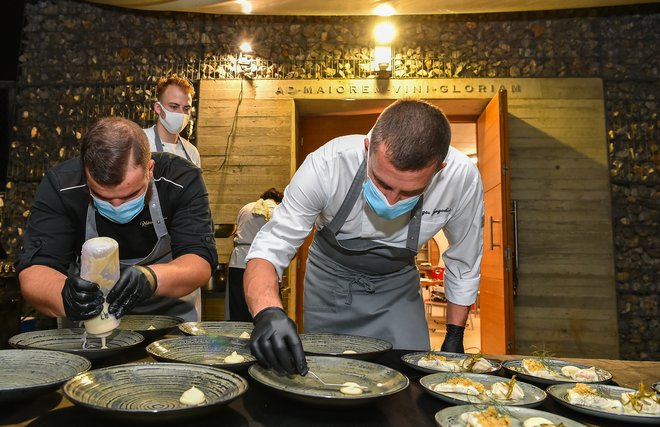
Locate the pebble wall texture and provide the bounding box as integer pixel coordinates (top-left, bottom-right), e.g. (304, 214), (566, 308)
(3, 0), (658, 360)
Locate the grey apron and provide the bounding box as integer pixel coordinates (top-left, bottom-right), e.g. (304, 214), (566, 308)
(152, 125), (192, 162)
(304, 160), (430, 350)
(84, 181), (200, 321)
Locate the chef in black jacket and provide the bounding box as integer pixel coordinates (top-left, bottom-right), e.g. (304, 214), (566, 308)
(16, 117), (217, 323)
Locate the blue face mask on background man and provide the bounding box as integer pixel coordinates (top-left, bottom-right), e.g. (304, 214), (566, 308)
(362, 149), (421, 220)
(92, 188), (147, 224)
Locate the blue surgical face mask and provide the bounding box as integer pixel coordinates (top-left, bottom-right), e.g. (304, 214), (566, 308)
(92, 187), (147, 224)
(363, 178), (421, 220)
(362, 149), (421, 220)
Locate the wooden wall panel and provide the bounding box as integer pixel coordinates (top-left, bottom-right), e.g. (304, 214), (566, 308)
(508, 91), (619, 358)
(197, 81), (294, 263)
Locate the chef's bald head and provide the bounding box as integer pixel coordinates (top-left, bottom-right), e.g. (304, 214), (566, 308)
(81, 117), (150, 186)
(370, 99), (451, 171)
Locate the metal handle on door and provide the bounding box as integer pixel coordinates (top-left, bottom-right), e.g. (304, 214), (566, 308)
(512, 200), (519, 269)
(489, 216), (501, 250)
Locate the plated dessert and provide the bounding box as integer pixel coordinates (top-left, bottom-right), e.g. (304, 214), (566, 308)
(420, 372), (546, 407)
(434, 404), (587, 427)
(502, 358), (612, 385)
(548, 382), (660, 425)
(402, 351), (501, 374)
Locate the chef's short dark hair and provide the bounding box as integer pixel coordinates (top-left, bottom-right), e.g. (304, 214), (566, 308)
(81, 117), (150, 186)
(370, 99), (451, 170)
(260, 188), (283, 203)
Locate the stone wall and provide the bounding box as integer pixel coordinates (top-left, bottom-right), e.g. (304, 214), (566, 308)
(3, 0), (658, 360)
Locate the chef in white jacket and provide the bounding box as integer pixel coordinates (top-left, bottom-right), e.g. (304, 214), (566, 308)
(245, 99), (484, 375)
(143, 74), (201, 167)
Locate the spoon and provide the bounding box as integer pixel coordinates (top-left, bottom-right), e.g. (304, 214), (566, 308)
(306, 370), (370, 391)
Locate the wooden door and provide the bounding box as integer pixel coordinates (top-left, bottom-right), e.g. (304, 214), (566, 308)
(295, 114), (379, 328)
(477, 89), (515, 354)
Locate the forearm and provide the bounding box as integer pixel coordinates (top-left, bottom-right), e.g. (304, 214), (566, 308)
(244, 258), (283, 316)
(19, 265), (67, 318)
(446, 301), (470, 327)
(148, 254), (211, 298)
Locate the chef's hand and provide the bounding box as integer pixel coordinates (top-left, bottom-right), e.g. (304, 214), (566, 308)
(441, 324), (465, 353)
(61, 266), (104, 321)
(107, 265), (157, 318)
(250, 307), (308, 376)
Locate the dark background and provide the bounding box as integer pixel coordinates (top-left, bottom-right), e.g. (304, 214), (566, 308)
(0, 0), (24, 189)
(1, 0), (23, 81)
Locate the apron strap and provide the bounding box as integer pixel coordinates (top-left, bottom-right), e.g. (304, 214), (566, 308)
(325, 159), (366, 235)
(146, 180), (168, 239)
(152, 125), (192, 162)
(405, 196), (424, 251)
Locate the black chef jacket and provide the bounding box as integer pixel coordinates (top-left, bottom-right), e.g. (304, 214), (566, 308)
(15, 152), (217, 275)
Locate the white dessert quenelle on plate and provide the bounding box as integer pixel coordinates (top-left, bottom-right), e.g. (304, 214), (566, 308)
(560, 365), (599, 382)
(179, 385), (206, 405)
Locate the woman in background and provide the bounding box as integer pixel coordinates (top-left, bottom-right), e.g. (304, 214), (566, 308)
(226, 188), (283, 321)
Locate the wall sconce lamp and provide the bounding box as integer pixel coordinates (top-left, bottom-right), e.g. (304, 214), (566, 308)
(373, 21), (395, 77)
(237, 42), (256, 79)
(375, 45), (392, 77)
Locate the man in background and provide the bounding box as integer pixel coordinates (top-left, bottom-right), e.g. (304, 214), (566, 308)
(144, 75), (201, 167)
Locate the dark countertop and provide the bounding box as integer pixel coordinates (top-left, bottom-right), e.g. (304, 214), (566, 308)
(2, 343), (658, 427)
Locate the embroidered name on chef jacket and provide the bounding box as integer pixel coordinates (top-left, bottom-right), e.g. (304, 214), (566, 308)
(422, 208), (452, 216)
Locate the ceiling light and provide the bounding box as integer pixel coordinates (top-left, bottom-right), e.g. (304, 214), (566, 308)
(374, 21), (396, 44)
(374, 3), (395, 16)
(236, 0), (252, 14)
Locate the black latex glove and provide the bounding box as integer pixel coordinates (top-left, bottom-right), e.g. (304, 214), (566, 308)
(250, 307), (308, 376)
(440, 324), (465, 353)
(61, 266), (104, 321)
(107, 265), (157, 318)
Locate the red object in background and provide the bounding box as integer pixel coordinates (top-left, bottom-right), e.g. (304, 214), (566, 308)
(431, 267), (444, 280)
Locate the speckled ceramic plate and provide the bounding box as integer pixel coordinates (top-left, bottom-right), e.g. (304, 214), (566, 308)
(146, 335), (256, 371)
(402, 351), (501, 375)
(420, 372), (547, 408)
(8, 328), (144, 360)
(117, 314), (183, 340)
(299, 333), (392, 360)
(547, 383), (660, 425)
(63, 362), (248, 422)
(434, 404), (587, 427)
(502, 358), (612, 386)
(178, 321), (253, 338)
(0, 349), (91, 403)
(248, 355), (408, 406)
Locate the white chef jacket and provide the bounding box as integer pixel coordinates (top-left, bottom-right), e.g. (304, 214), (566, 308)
(229, 201), (270, 269)
(143, 126), (202, 168)
(246, 134), (484, 306)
